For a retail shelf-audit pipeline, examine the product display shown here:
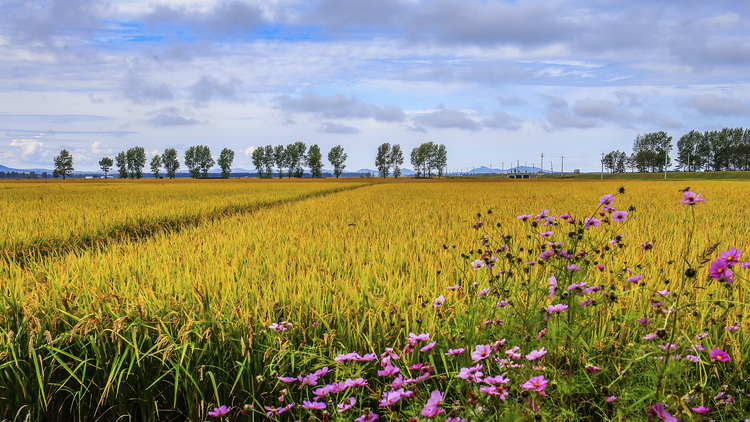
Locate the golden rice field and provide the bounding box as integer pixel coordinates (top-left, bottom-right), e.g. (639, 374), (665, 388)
(1, 178), (748, 421)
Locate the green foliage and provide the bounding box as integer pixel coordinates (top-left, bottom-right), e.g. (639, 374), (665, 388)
(273, 145), (287, 178)
(185, 145), (214, 178)
(115, 151), (128, 179)
(410, 142), (447, 177)
(218, 148), (235, 179)
(306, 144), (323, 178)
(98, 156), (113, 179)
(53, 149), (74, 179)
(125, 146), (147, 179)
(327, 144), (347, 178)
(375, 142), (391, 178)
(390, 144), (404, 178)
(150, 154), (162, 178)
(162, 148), (180, 179)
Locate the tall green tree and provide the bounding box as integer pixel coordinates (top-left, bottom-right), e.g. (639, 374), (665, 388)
(263, 145), (275, 178)
(184, 146), (201, 178)
(218, 148), (235, 179)
(126, 146), (146, 179)
(410, 145), (424, 177)
(389, 144), (404, 178)
(273, 145), (287, 178)
(150, 154), (162, 178)
(53, 149), (74, 179)
(99, 156), (113, 179)
(307, 144), (323, 178)
(676, 130), (703, 172)
(327, 145), (347, 178)
(115, 151), (128, 179)
(286, 141), (307, 178)
(375, 143), (391, 178)
(434, 144), (447, 177)
(162, 148), (180, 179)
(184, 145), (214, 178)
(251, 147), (269, 178)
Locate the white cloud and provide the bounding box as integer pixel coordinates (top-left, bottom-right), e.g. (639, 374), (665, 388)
(10, 139), (45, 161)
(244, 146), (258, 157)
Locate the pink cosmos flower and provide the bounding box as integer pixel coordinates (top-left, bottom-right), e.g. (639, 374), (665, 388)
(585, 365), (601, 373)
(208, 405), (231, 417)
(337, 397), (356, 412)
(719, 248), (742, 266)
(278, 376), (297, 383)
(471, 259), (486, 270)
(655, 290), (670, 296)
(637, 317), (652, 326)
(471, 344), (492, 362)
(420, 341), (437, 352)
(302, 400), (326, 410)
(520, 375), (548, 393)
(547, 304), (569, 313)
(432, 295), (445, 307)
(583, 217), (600, 229)
(643, 332), (658, 340)
(456, 364), (484, 383)
(540, 231), (554, 237)
(651, 403), (677, 422)
(709, 347), (730, 362)
(691, 405), (709, 414)
(344, 377), (368, 388)
(421, 390), (444, 417)
(525, 347), (547, 360)
(679, 191), (705, 205)
(355, 411), (379, 422)
(709, 259), (734, 283)
(445, 348), (465, 356)
(484, 375), (510, 385)
(606, 396), (617, 402)
(627, 274), (642, 283)
(612, 210), (628, 222)
(640, 241), (653, 250)
(741, 261), (750, 268)
(378, 389), (404, 407)
(377, 364), (400, 377)
(566, 264), (581, 271)
(447, 284), (461, 290)
(599, 194), (616, 205)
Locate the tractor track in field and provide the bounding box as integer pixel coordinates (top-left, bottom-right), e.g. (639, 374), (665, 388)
(2, 183), (369, 268)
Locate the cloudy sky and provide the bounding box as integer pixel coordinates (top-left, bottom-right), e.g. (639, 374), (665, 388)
(1, 0), (749, 172)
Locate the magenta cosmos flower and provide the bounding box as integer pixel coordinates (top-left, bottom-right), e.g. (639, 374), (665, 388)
(355, 412), (379, 422)
(709, 347), (730, 362)
(208, 405), (231, 417)
(708, 259), (734, 284)
(599, 194), (616, 205)
(612, 210), (628, 222)
(471, 344), (492, 362)
(719, 248), (742, 266)
(445, 348), (465, 356)
(547, 304), (569, 313)
(525, 347), (547, 360)
(302, 400), (326, 410)
(679, 191), (705, 205)
(650, 403), (677, 422)
(421, 390), (445, 417)
(691, 405), (709, 413)
(520, 375), (548, 393)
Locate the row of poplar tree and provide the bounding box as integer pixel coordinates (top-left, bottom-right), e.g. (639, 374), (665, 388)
(603, 127), (750, 173)
(374, 141), (448, 178)
(98, 146), (236, 179)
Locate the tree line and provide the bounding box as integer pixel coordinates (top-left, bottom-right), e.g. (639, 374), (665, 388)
(604, 127), (750, 173)
(374, 142), (447, 178)
(52, 142), (448, 180)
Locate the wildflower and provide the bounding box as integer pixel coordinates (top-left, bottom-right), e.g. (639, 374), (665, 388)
(445, 348), (465, 355)
(655, 290), (670, 296)
(302, 400), (326, 410)
(379, 389), (404, 407)
(708, 259), (734, 283)
(640, 240), (653, 250)
(726, 325), (739, 332)
(540, 231), (553, 237)
(521, 375), (548, 393)
(471, 344), (492, 362)
(344, 378), (368, 388)
(709, 347), (730, 362)
(420, 341), (437, 352)
(278, 376), (297, 383)
(684, 355), (700, 363)
(599, 194), (616, 205)
(691, 405), (709, 414)
(447, 284), (461, 290)
(643, 332), (658, 340)
(547, 304), (569, 313)
(484, 375), (510, 385)
(741, 261), (750, 268)
(566, 264), (581, 271)
(606, 396), (617, 402)
(377, 364), (400, 377)
(637, 317), (652, 326)
(517, 214), (533, 221)
(432, 295), (445, 307)
(355, 411), (379, 422)
(471, 259), (486, 270)
(477, 287), (491, 297)
(627, 274), (642, 283)
(720, 248), (742, 266)
(208, 405), (231, 417)
(583, 217), (600, 229)
(679, 191), (705, 205)
(650, 403), (677, 422)
(456, 364), (484, 383)
(337, 397), (356, 412)
(525, 347), (547, 360)
(421, 390), (445, 417)
(612, 210), (628, 222)
(472, 221), (484, 230)
(407, 332), (430, 344)
(505, 346), (522, 361)
(585, 365), (600, 373)
(269, 322), (293, 332)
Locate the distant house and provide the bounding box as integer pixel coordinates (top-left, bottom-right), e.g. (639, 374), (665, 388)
(573, 169), (581, 174)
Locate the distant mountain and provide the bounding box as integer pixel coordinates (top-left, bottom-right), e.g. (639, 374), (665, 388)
(0, 164), (54, 173)
(449, 166), (552, 175)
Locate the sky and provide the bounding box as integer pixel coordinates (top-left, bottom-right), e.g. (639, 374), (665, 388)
(1, 0), (750, 172)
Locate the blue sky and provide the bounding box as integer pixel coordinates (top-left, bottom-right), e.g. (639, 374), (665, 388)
(1, 0), (749, 172)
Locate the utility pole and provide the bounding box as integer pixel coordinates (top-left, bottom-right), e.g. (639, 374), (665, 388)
(517, 160), (519, 173)
(561, 156), (564, 176)
(601, 152), (604, 180)
(490, 164), (492, 177)
(550, 160), (553, 174)
(541, 153), (544, 175)
(502, 162), (504, 174)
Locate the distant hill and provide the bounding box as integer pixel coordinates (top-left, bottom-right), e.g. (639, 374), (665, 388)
(0, 164), (54, 173)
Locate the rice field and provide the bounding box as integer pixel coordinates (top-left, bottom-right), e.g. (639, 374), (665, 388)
(1, 178), (748, 421)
